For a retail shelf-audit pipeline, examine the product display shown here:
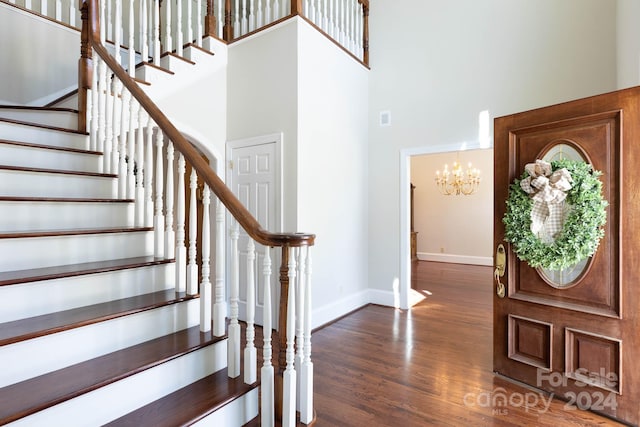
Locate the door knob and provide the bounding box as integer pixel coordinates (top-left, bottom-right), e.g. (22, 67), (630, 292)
(495, 244), (506, 298)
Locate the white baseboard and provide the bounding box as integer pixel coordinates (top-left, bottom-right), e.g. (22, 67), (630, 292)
(417, 252), (493, 266)
(312, 290), (369, 330)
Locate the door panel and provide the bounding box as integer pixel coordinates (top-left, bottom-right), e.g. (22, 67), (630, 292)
(494, 87), (640, 426)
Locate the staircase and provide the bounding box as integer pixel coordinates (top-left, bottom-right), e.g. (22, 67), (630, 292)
(0, 107), (259, 425)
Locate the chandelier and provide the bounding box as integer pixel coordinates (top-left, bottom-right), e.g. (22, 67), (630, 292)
(435, 158), (481, 195)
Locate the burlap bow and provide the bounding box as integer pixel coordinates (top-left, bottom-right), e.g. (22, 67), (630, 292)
(520, 160), (573, 243)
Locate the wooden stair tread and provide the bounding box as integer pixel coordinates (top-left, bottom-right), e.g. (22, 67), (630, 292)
(0, 325), (223, 424)
(0, 289), (193, 346)
(0, 225), (152, 239)
(0, 105), (78, 114)
(0, 164), (116, 178)
(0, 138), (101, 155)
(104, 369), (257, 427)
(0, 255), (171, 286)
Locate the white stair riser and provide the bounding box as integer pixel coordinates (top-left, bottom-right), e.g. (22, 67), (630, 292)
(0, 263), (175, 323)
(0, 169), (116, 198)
(7, 342), (228, 427)
(135, 64), (172, 86)
(160, 54), (194, 74)
(0, 143), (101, 173)
(184, 46), (214, 64)
(0, 109), (78, 129)
(0, 230), (154, 271)
(193, 388), (259, 427)
(0, 200), (131, 232)
(50, 94), (78, 110)
(0, 121), (88, 150)
(0, 298), (201, 388)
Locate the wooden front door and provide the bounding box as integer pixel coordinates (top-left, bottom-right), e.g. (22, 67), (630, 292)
(493, 86), (640, 426)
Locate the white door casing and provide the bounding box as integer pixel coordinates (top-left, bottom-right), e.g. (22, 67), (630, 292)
(226, 133), (282, 328)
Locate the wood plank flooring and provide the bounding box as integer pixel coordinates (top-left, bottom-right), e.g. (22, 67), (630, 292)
(311, 261), (626, 427)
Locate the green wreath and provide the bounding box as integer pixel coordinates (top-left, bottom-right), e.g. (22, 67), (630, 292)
(502, 159), (607, 270)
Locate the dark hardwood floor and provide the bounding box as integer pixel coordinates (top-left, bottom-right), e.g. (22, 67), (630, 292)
(311, 261), (626, 426)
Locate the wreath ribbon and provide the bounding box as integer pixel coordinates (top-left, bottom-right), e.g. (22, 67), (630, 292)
(519, 160), (573, 242)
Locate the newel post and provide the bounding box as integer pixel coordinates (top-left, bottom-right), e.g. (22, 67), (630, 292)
(223, 0), (233, 41)
(274, 245), (290, 422)
(78, 0), (93, 132)
(204, 0), (216, 37)
(361, 0), (369, 66)
(290, 0), (302, 15)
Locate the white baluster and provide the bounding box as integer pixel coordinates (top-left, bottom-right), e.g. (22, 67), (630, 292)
(249, 0), (256, 31)
(135, 108), (146, 227)
(128, 0), (135, 77)
(154, 127), (165, 258)
(165, 143), (175, 258)
(256, 0), (262, 29)
(217, 0), (223, 39)
(111, 79), (121, 176)
(105, 0), (111, 41)
(261, 248), (274, 427)
(233, 0), (239, 38)
(165, 0), (173, 54)
(144, 117), (154, 227)
(265, 0), (271, 25)
(322, 0), (328, 31)
(200, 185), (212, 332)
(187, 168), (199, 294)
(241, 0), (248, 34)
(295, 246), (305, 408)
(103, 78), (113, 175)
(97, 59), (107, 155)
(213, 198), (226, 336)
(55, 0), (61, 20)
(329, 0), (335, 38)
(113, 0), (121, 65)
(282, 246), (297, 427)
(69, 0), (76, 27)
(40, 0), (47, 16)
(24, 0), (30, 9)
(244, 239), (257, 384)
(196, 0), (202, 46)
(176, 0), (183, 55)
(153, 0), (161, 61)
(176, 153), (187, 293)
(340, 0), (345, 45)
(118, 90), (128, 199)
(228, 221), (241, 378)
(141, 0), (149, 61)
(300, 247), (314, 424)
(99, 0), (105, 42)
(127, 97), (136, 201)
(308, 0), (315, 23)
(86, 71), (93, 151)
(186, 0), (193, 45)
(273, 0), (279, 20)
(90, 54), (99, 151)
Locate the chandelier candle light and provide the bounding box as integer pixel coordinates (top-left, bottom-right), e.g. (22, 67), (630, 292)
(435, 157), (481, 195)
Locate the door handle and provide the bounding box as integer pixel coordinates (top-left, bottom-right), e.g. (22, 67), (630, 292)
(495, 244), (506, 298)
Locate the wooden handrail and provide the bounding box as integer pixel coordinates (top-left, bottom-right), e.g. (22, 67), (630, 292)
(80, 0), (314, 249)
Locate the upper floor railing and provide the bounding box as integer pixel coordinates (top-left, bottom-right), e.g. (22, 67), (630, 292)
(6, 0), (369, 66)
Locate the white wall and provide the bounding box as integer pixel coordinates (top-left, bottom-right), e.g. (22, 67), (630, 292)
(617, 0), (640, 89)
(227, 20), (299, 232)
(411, 149), (493, 265)
(226, 18), (370, 328)
(297, 20), (370, 327)
(368, 0), (618, 306)
(0, 4), (79, 105)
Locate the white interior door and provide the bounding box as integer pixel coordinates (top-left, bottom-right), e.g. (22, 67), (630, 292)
(226, 133), (282, 328)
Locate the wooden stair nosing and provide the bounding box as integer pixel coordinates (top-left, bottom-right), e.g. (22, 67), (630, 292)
(160, 51), (197, 65)
(0, 325), (222, 425)
(0, 117), (88, 135)
(136, 61), (176, 75)
(184, 42), (216, 57)
(0, 255), (172, 287)
(0, 196), (132, 203)
(0, 138), (101, 155)
(0, 105), (79, 114)
(0, 289), (194, 347)
(0, 225), (152, 239)
(104, 368), (257, 427)
(0, 164), (117, 178)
